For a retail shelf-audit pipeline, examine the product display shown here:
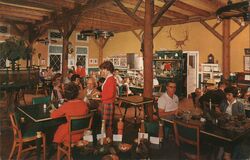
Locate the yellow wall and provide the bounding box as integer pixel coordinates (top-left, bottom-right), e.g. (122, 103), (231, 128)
(104, 19), (249, 72)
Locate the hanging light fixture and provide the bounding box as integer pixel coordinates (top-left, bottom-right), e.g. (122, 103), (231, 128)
(80, 29), (114, 39)
(216, 0), (250, 22)
(80, 9), (114, 39)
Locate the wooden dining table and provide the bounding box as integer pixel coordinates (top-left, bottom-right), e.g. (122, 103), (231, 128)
(161, 115), (250, 154)
(118, 95), (154, 123)
(17, 104), (66, 160)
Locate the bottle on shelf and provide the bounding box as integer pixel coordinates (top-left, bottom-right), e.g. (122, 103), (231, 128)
(117, 118), (124, 135)
(158, 121), (164, 143)
(100, 119), (106, 145)
(140, 119), (145, 133)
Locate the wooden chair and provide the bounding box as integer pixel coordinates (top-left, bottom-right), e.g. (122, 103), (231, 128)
(57, 113), (93, 160)
(8, 112), (46, 160)
(32, 96), (51, 105)
(173, 120), (200, 160)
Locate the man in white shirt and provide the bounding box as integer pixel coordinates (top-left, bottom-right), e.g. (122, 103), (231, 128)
(158, 81), (179, 118)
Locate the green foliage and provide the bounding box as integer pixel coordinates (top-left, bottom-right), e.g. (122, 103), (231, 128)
(0, 37), (33, 70)
(0, 37), (32, 61)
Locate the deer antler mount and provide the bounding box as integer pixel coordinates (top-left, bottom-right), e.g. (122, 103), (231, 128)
(167, 28), (189, 49)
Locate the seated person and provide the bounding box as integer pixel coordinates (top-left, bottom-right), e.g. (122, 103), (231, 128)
(158, 81), (179, 118)
(97, 77), (105, 92)
(191, 88), (203, 108)
(218, 86), (245, 116)
(64, 69), (74, 84)
(213, 81), (227, 104)
(71, 74), (83, 90)
(199, 80), (218, 109)
(82, 77), (99, 99)
(50, 83), (89, 144)
(122, 77), (133, 95)
(51, 73), (64, 100)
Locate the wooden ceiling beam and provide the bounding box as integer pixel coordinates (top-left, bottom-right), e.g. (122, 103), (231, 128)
(132, 0), (143, 14)
(155, 15), (215, 27)
(114, 0), (144, 25)
(25, 0), (76, 10)
(200, 20), (222, 41)
(165, 10), (188, 19)
(152, 0), (176, 25)
(79, 18), (135, 28)
(173, 1), (210, 17)
(0, 0), (53, 11)
(230, 24), (248, 41)
(76, 22), (133, 32)
(122, 0), (187, 22)
(0, 15), (36, 23)
(0, 11), (44, 21)
(0, 4), (51, 16)
(83, 10), (142, 26)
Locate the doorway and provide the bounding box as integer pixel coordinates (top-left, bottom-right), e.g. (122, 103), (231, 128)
(183, 51), (199, 97)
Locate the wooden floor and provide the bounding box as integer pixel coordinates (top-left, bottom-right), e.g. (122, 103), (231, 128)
(0, 92), (199, 160)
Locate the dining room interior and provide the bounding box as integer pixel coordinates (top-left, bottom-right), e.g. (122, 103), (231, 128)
(1, 0), (250, 160)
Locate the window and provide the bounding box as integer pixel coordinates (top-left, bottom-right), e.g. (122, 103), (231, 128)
(76, 32), (88, 42)
(0, 41), (6, 68)
(48, 30), (62, 41)
(75, 46), (88, 73)
(48, 45), (62, 72)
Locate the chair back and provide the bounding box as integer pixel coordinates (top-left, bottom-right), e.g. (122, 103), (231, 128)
(68, 113), (93, 142)
(202, 101), (218, 119)
(173, 120), (200, 159)
(119, 84), (128, 96)
(9, 112), (22, 139)
(154, 85), (162, 92)
(32, 96), (51, 104)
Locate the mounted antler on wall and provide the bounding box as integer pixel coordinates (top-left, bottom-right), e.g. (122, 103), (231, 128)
(167, 28), (189, 49)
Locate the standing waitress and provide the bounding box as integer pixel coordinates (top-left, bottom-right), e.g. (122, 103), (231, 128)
(99, 61), (117, 139)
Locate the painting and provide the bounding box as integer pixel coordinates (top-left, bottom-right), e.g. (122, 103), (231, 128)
(113, 58), (120, 66)
(244, 56), (250, 72)
(120, 57), (127, 67)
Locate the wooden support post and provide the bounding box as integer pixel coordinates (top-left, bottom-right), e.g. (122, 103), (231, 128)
(99, 38), (104, 65)
(94, 37), (110, 65)
(144, 0), (154, 120)
(222, 19), (230, 79)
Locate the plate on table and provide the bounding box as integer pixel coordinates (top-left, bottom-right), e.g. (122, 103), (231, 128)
(118, 143), (132, 152)
(75, 140), (89, 147)
(102, 154), (119, 160)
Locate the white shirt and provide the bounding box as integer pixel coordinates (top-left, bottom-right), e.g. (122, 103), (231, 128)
(225, 99), (237, 115)
(158, 92), (179, 112)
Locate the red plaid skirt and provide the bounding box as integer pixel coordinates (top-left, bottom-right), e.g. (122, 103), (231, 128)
(101, 103), (115, 129)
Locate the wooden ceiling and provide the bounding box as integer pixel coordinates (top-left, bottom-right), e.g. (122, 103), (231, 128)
(0, 0), (234, 33)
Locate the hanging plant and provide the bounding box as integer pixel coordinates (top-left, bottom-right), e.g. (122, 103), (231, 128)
(0, 37), (33, 70)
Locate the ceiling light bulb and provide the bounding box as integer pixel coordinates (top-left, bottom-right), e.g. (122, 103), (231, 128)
(216, 16), (221, 23)
(241, 20), (245, 26)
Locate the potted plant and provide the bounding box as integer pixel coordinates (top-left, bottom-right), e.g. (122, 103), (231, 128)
(0, 37), (32, 70)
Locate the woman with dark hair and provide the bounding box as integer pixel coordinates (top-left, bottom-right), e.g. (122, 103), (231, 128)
(50, 83), (89, 144)
(51, 73), (64, 100)
(99, 61), (117, 139)
(219, 86), (245, 116)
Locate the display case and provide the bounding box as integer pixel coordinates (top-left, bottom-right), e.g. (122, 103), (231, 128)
(199, 63), (222, 87)
(153, 50), (184, 97)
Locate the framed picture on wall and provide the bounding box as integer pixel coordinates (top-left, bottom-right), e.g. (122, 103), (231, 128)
(244, 56), (250, 72)
(113, 58), (120, 66)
